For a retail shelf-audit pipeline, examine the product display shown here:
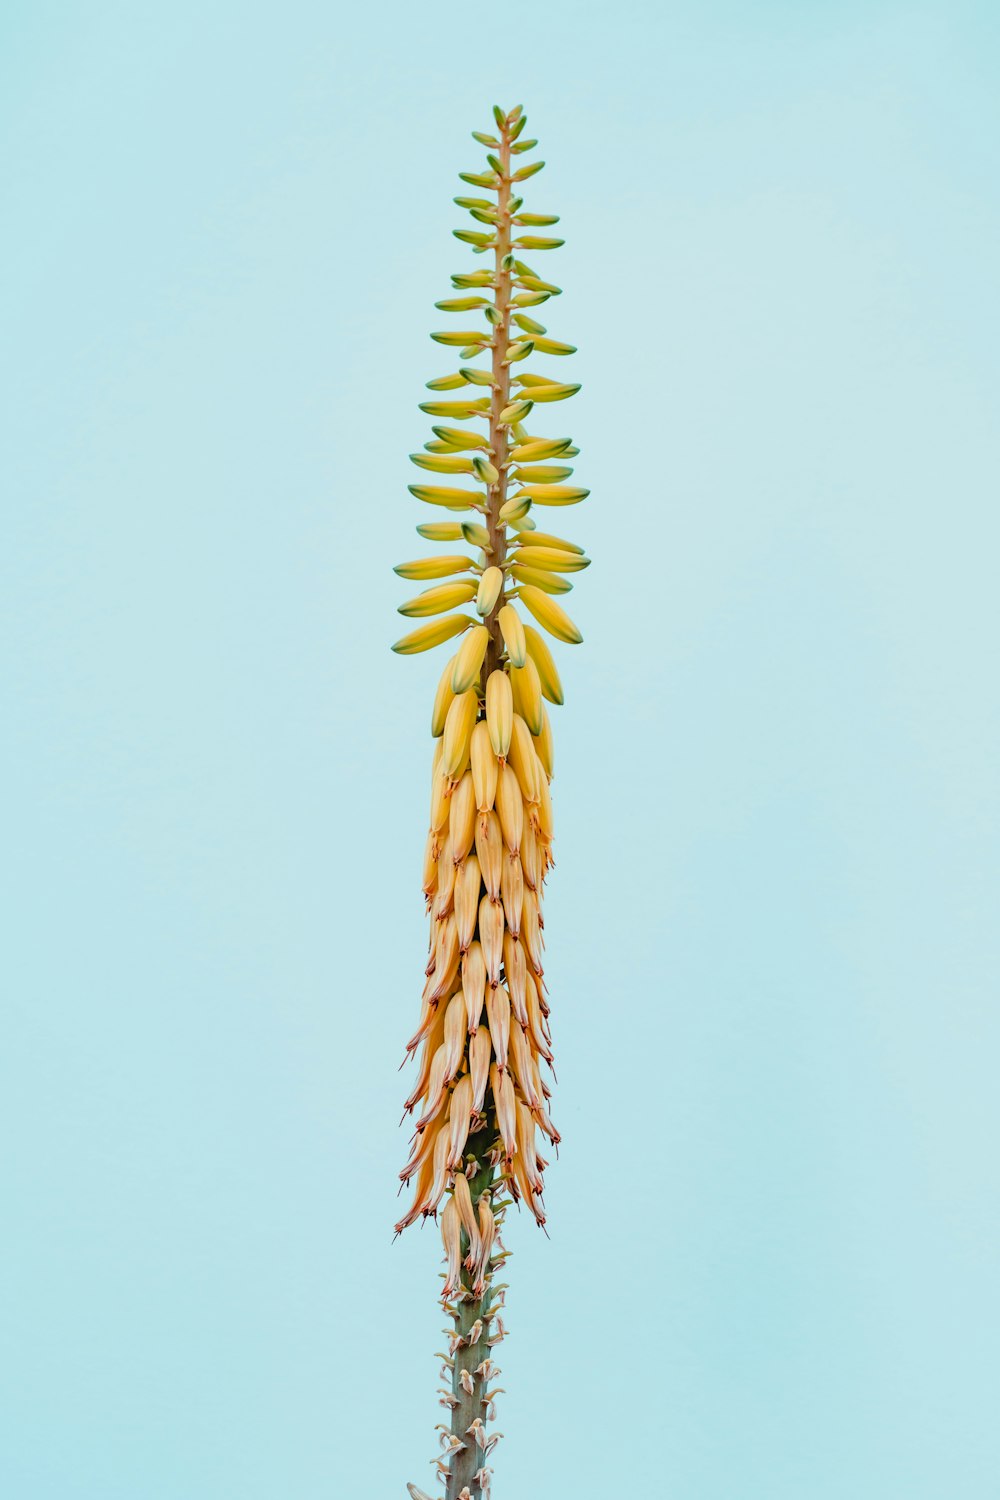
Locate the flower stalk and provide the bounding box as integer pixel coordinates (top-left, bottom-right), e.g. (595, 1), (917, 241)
(393, 103), (588, 1499)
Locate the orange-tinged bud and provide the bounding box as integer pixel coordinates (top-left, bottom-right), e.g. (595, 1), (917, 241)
(495, 764), (524, 854)
(449, 770), (477, 862)
(405, 990), (440, 1055)
(430, 952), (462, 1007)
(461, 941), (487, 1033)
(441, 991), (467, 1082)
(516, 1100), (544, 1193)
(404, 1001), (449, 1112)
(414, 1042), (451, 1132)
(425, 910), (439, 967)
(395, 1133), (439, 1230)
(441, 1189), (463, 1298)
(428, 914), (460, 1000)
(486, 982), (511, 1072)
(478, 894), (504, 985)
(418, 962), (440, 1013)
(521, 888), (544, 974)
(429, 768), (451, 836)
(452, 1170), (482, 1264)
(491, 1064), (518, 1160)
(400, 1109), (438, 1181)
(500, 850), (524, 936)
(519, 818), (540, 892)
(532, 1095), (560, 1147)
(473, 1191), (496, 1294)
(426, 1118), (453, 1214)
(470, 720), (498, 815)
(502, 931), (528, 1024)
(525, 970), (553, 1060)
(525, 964), (549, 1020)
(422, 830), (439, 900)
(474, 809), (503, 899)
(446, 1074), (474, 1169)
(528, 1048), (547, 1109)
(424, 911), (446, 974)
(511, 1148), (546, 1226)
(433, 834), (457, 918)
(454, 853), (482, 952)
(509, 1021), (539, 1109)
(469, 1025), (491, 1111)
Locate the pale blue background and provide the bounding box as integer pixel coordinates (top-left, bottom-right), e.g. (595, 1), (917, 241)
(3, 2), (998, 1496)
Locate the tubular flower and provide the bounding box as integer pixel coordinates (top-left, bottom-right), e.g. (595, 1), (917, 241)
(393, 104), (587, 1500)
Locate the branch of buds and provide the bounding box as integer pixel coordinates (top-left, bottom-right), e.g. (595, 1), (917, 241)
(397, 100), (586, 1500)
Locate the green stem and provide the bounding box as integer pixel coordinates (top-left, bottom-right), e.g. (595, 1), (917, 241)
(444, 1122), (499, 1500)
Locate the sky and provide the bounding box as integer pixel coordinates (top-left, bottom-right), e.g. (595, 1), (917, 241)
(2, 2), (999, 1496)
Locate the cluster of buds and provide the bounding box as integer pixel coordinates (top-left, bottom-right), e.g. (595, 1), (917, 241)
(393, 102), (587, 1500)
(396, 680), (559, 1240)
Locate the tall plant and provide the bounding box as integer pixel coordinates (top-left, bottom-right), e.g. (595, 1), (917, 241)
(392, 103), (588, 1500)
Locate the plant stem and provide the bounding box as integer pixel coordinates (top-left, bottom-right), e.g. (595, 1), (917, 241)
(444, 116), (515, 1500)
(444, 1123), (498, 1500)
(446, 120), (515, 1500)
